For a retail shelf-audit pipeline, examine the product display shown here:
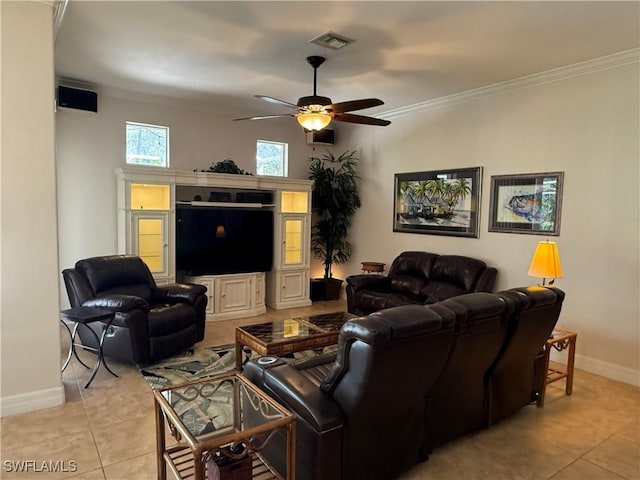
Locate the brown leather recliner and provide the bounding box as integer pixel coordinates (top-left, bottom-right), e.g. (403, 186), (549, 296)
(244, 304), (457, 480)
(62, 255), (207, 364)
(346, 251), (498, 316)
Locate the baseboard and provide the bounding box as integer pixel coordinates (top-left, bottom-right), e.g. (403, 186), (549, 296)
(205, 306), (267, 322)
(0, 386), (65, 417)
(551, 350), (640, 386)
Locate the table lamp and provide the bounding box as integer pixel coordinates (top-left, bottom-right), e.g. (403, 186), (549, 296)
(528, 240), (563, 286)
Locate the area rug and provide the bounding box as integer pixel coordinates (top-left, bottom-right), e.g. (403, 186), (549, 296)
(140, 343), (336, 436)
(139, 343), (336, 390)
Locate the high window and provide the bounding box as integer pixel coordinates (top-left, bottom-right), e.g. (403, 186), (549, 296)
(126, 122), (169, 168)
(256, 140), (288, 177)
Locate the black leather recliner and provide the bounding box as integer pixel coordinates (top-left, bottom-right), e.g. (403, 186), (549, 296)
(62, 255), (207, 364)
(244, 304), (457, 480)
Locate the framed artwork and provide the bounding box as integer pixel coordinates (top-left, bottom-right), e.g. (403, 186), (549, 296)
(488, 171), (564, 235)
(393, 167), (482, 238)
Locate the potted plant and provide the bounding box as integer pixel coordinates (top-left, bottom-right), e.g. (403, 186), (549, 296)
(308, 149), (361, 300)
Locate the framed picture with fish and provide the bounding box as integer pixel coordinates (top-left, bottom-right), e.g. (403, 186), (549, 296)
(488, 171), (564, 235)
(393, 167), (482, 238)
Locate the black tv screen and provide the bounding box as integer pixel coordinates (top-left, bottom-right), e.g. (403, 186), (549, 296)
(176, 205), (274, 275)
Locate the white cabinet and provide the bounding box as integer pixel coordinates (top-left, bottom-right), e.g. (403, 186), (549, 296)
(116, 174), (174, 284)
(183, 273), (266, 322)
(266, 190), (312, 309)
(116, 167), (312, 315)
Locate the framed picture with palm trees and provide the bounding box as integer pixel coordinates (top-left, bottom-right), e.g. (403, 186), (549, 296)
(488, 171), (564, 235)
(393, 167), (482, 238)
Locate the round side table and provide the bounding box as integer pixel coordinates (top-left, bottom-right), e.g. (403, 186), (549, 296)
(361, 262), (385, 274)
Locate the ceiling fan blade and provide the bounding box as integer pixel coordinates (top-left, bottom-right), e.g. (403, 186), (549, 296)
(255, 95), (299, 109)
(327, 98), (384, 113)
(233, 114), (295, 121)
(334, 112), (391, 126)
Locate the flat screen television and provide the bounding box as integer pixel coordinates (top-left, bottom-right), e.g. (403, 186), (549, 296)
(176, 205), (274, 275)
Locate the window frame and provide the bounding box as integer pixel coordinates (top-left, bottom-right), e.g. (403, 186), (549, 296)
(256, 139), (288, 177)
(125, 121), (170, 168)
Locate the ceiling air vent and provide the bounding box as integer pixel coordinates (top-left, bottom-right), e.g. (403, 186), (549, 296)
(309, 31), (355, 50)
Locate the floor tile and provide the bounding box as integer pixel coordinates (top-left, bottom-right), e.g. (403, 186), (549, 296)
(583, 435), (640, 479)
(549, 459), (626, 479)
(6, 301), (640, 480)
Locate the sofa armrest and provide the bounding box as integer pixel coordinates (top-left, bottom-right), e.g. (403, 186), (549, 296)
(244, 360), (344, 433)
(82, 294), (149, 312)
(346, 274), (390, 292)
(153, 283), (207, 305)
(473, 267), (498, 292)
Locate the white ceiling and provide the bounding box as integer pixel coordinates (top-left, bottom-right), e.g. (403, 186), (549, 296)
(55, 1), (640, 121)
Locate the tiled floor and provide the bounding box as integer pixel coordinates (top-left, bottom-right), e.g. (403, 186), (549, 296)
(1, 300), (639, 480)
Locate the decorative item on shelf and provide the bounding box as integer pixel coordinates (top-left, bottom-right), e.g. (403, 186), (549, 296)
(195, 159), (253, 175)
(309, 150), (361, 300)
(528, 239), (563, 286)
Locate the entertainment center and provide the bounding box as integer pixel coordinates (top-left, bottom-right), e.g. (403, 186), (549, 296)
(116, 166), (313, 321)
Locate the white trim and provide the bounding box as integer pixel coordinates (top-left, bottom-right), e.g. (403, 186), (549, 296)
(551, 351), (640, 387)
(380, 48), (640, 120)
(574, 353), (640, 387)
(0, 386), (65, 418)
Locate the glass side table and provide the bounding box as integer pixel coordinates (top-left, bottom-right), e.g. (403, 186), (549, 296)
(537, 327), (577, 407)
(154, 372), (295, 480)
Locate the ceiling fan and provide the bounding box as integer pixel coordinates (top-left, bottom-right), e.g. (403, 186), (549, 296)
(233, 56), (391, 130)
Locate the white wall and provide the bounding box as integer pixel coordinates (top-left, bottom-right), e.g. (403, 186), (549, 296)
(341, 59), (640, 384)
(55, 93), (335, 305)
(1, 1), (64, 416)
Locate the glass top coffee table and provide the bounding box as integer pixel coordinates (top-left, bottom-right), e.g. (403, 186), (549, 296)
(154, 372), (295, 480)
(235, 312), (355, 370)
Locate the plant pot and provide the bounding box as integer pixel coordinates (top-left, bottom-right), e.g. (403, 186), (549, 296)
(310, 279), (325, 301)
(310, 278), (343, 301)
(323, 277), (343, 301)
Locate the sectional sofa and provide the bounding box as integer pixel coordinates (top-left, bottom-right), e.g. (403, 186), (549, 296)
(244, 286), (565, 480)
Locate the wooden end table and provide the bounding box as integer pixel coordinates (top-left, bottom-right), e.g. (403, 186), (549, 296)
(537, 327), (577, 407)
(361, 261), (385, 274)
(154, 372), (295, 480)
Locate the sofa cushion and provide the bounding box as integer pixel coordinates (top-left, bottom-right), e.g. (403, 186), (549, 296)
(390, 275), (427, 295)
(431, 255), (486, 291)
(353, 290), (394, 313)
(421, 281), (467, 304)
(388, 251), (438, 279)
(148, 304), (195, 336)
(385, 292), (426, 308)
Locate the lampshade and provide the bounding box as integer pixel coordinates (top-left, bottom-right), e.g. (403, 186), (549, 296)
(297, 112), (332, 131)
(215, 225), (226, 238)
(528, 240), (563, 285)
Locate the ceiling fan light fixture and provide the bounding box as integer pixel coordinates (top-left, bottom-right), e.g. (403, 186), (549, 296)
(297, 112), (332, 131)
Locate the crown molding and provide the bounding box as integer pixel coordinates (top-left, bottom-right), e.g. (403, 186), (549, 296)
(380, 48), (640, 120)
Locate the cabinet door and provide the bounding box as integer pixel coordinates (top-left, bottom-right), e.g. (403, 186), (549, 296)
(217, 276), (252, 313)
(132, 212), (169, 277)
(255, 273), (265, 309)
(281, 215), (307, 268)
(279, 270), (307, 303)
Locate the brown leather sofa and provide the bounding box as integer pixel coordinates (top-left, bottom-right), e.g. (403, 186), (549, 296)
(244, 286), (564, 480)
(346, 251), (498, 316)
(62, 255), (207, 364)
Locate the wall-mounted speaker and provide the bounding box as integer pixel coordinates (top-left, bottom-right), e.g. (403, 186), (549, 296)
(57, 85), (98, 112)
(306, 129), (334, 145)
